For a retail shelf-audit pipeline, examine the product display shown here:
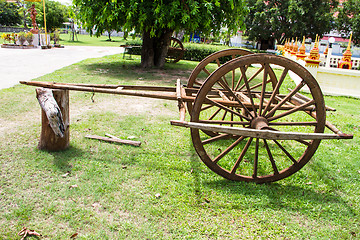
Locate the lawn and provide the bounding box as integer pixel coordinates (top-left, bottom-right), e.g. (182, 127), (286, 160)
(0, 54), (359, 239)
(0, 32), (127, 47)
(59, 33), (127, 47)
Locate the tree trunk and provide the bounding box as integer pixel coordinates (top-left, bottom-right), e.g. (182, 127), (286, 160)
(141, 30), (155, 68)
(153, 29), (173, 68)
(37, 88), (70, 151)
(141, 29), (173, 68)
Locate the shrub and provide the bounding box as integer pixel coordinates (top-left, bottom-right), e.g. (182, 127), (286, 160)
(124, 39), (265, 62)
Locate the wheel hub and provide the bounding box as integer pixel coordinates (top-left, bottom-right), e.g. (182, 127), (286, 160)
(250, 116), (270, 130)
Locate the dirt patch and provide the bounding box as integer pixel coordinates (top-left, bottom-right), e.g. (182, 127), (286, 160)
(0, 110), (40, 137)
(70, 94), (177, 122)
(0, 92), (177, 139)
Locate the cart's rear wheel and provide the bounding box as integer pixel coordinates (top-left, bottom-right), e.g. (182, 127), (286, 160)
(166, 37), (184, 63)
(190, 54), (326, 183)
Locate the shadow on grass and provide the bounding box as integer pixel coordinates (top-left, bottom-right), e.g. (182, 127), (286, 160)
(62, 40), (86, 44)
(200, 162), (357, 222)
(186, 135), (357, 222)
(102, 39), (121, 43)
(80, 60), (193, 83)
(48, 145), (85, 173)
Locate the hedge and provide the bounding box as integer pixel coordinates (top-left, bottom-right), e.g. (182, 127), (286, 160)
(124, 39), (264, 62)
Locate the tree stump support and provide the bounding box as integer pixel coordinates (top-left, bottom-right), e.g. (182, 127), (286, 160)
(36, 88), (70, 151)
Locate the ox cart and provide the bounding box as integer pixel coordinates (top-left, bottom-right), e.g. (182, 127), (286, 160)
(21, 49), (353, 183)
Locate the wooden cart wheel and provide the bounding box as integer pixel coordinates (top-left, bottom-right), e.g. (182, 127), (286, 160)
(190, 54), (326, 183)
(166, 37), (184, 63)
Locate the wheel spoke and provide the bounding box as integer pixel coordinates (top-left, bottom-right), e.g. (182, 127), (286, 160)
(295, 139), (311, 146)
(249, 78), (272, 91)
(194, 80), (204, 87)
(253, 138), (259, 178)
(208, 107), (221, 120)
(213, 136), (246, 163)
(198, 120), (250, 126)
(201, 67), (211, 77)
(267, 99), (315, 122)
(200, 104), (214, 112)
(265, 80), (305, 118)
(258, 63), (268, 116)
(273, 140), (298, 164)
(262, 68), (288, 116)
(216, 58), (221, 67)
(236, 65), (264, 91)
(231, 137), (253, 174)
(263, 139), (279, 175)
(232, 68), (236, 90)
(239, 66), (258, 116)
(214, 58), (231, 86)
(234, 65), (249, 90)
(221, 110), (228, 122)
(269, 121), (318, 126)
(231, 108), (234, 127)
(217, 80), (254, 118)
(202, 134), (231, 145)
(205, 97), (251, 121)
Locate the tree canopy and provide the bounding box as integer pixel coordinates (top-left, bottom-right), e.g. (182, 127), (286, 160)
(35, 0), (68, 32)
(0, 0), (22, 26)
(245, 0), (338, 44)
(74, 0), (248, 68)
(336, 0), (360, 44)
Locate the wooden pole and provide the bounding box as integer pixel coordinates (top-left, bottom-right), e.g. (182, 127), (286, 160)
(37, 88), (69, 151)
(42, 0), (48, 45)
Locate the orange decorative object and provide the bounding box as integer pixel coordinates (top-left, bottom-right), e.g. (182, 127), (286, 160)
(305, 35), (321, 67)
(289, 38), (294, 53)
(338, 33), (353, 69)
(291, 37), (298, 56)
(296, 36), (307, 61)
(284, 39), (289, 53)
(324, 44), (329, 55)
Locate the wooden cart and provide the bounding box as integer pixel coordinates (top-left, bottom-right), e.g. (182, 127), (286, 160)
(21, 49), (353, 183)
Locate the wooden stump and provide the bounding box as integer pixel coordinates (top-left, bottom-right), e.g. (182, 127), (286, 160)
(37, 88), (70, 151)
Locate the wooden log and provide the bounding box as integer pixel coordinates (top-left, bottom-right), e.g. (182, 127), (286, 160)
(37, 88), (70, 151)
(85, 134), (141, 147)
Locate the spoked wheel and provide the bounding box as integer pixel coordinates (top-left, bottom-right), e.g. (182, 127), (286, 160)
(166, 37), (185, 63)
(190, 54), (326, 183)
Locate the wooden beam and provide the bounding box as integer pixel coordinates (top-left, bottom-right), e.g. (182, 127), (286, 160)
(85, 134), (141, 147)
(170, 120), (353, 140)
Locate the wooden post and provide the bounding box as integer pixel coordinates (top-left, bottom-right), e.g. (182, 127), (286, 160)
(37, 88), (70, 151)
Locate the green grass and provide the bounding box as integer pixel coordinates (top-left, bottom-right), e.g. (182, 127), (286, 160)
(0, 32), (127, 47)
(59, 33), (127, 47)
(0, 55), (359, 239)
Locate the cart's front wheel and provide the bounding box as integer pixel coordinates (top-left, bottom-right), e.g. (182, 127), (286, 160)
(190, 54), (326, 183)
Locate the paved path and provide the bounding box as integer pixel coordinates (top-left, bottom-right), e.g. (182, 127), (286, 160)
(0, 46), (124, 90)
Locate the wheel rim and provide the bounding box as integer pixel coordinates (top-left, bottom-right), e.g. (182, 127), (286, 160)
(191, 54), (326, 183)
